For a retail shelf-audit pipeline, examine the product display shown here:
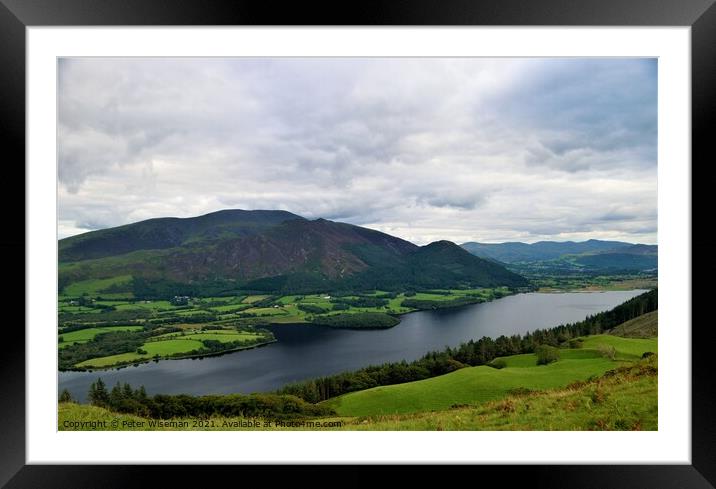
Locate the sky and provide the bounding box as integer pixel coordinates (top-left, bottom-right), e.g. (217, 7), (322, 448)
(58, 58), (657, 245)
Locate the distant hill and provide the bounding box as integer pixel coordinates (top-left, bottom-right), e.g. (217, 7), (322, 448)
(59, 210), (528, 297)
(460, 240), (657, 272)
(461, 239), (633, 263)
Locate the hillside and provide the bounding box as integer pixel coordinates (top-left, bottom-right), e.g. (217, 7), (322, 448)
(460, 239), (628, 263)
(59, 209), (305, 262)
(570, 249), (657, 271)
(59, 210), (528, 297)
(343, 356), (657, 431)
(608, 310), (658, 338)
(323, 335), (656, 417)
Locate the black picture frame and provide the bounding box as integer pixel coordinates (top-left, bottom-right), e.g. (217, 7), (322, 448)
(2, 0), (713, 487)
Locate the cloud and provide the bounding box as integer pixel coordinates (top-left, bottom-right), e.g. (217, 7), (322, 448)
(58, 58), (657, 245)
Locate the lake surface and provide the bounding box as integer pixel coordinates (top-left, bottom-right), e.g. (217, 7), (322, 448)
(59, 290), (646, 401)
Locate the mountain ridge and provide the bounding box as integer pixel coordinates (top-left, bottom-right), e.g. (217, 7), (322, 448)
(460, 240), (657, 273)
(59, 209), (529, 296)
(60, 209), (305, 262)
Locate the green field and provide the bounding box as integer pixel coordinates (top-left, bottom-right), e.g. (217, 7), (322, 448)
(275, 295), (301, 305)
(242, 295), (271, 304)
(61, 275), (134, 298)
(58, 298), (176, 315)
(211, 289), (500, 324)
(208, 304), (251, 313)
(324, 358), (618, 416)
(57, 304), (99, 314)
(112, 300), (173, 311)
(58, 288), (508, 331)
(151, 330), (265, 343)
(75, 339), (208, 368)
(267, 314), (309, 324)
(172, 309), (209, 317)
(324, 335), (657, 417)
(59, 326), (144, 348)
(579, 335), (657, 360)
(71, 327), (272, 368)
(244, 307), (286, 316)
(343, 357), (658, 430)
(200, 296), (246, 305)
(528, 273), (658, 293)
(493, 348), (603, 367)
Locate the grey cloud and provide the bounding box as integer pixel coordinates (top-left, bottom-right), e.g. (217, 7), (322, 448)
(416, 192), (487, 211)
(487, 58), (657, 173)
(58, 58), (657, 244)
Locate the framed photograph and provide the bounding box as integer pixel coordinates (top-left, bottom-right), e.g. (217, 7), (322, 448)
(4, 0), (714, 486)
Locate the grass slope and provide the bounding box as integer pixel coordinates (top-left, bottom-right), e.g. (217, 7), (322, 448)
(608, 310), (658, 338)
(324, 358), (618, 416)
(345, 356), (657, 430)
(325, 335), (657, 417)
(61, 275), (134, 298)
(493, 348), (603, 367)
(579, 335), (657, 360)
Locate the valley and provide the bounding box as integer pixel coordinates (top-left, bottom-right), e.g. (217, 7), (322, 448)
(57, 209), (658, 432)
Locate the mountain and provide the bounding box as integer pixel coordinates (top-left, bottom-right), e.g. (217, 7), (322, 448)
(460, 239), (630, 263)
(341, 240), (530, 292)
(460, 240), (657, 273)
(59, 209), (305, 262)
(59, 210), (528, 297)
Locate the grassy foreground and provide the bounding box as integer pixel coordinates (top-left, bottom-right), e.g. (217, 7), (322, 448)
(324, 356), (618, 416)
(323, 335), (656, 417)
(58, 354), (657, 431)
(348, 356), (657, 430)
(325, 335), (658, 416)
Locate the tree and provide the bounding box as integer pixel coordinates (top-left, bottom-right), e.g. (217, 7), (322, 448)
(109, 382), (124, 408)
(597, 344), (617, 360)
(535, 345), (561, 365)
(59, 388), (73, 403)
(88, 378), (110, 407)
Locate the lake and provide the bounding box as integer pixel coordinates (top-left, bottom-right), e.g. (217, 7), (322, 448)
(58, 290), (646, 401)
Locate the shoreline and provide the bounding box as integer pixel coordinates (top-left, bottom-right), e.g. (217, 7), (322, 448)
(60, 287), (651, 371)
(63, 338), (278, 373)
(535, 286), (656, 294)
